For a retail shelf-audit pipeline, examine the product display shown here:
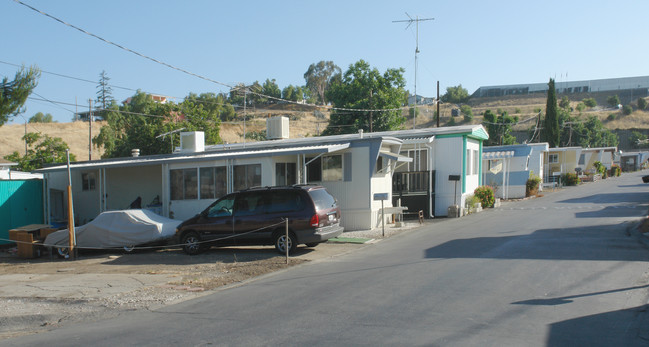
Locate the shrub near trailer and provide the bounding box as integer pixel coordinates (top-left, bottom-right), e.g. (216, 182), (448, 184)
(526, 172), (542, 197)
(474, 186), (495, 208)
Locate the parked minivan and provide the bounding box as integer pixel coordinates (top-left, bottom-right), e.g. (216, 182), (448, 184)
(175, 185), (344, 255)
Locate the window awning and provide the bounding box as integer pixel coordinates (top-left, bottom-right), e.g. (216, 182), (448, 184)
(379, 151), (413, 162)
(483, 151), (515, 160)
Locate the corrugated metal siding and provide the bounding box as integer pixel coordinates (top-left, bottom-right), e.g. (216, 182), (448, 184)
(0, 180), (44, 245)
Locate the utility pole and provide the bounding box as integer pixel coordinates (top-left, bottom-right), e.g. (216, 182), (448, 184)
(369, 88), (373, 133)
(393, 13), (434, 130)
(436, 81), (440, 127)
(88, 99), (93, 160)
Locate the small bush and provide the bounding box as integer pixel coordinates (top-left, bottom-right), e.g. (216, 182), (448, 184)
(583, 98), (597, 107)
(593, 161), (606, 176)
(526, 173), (542, 197)
(607, 113), (617, 121)
(638, 98), (648, 110)
(623, 105), (633, 115)
(562, 172), (581, 186)
(576, 103), (586, 112)
(610, 164), (621, 177)
(474, 186), (495, 208)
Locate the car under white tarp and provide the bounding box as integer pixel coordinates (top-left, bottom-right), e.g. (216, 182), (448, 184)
(45, 209), (181, 250)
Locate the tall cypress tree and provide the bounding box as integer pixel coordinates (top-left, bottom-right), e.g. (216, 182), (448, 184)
(543, 78), (560, 147)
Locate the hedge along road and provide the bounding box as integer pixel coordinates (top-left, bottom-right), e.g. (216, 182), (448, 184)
(6, 171), (649, 346)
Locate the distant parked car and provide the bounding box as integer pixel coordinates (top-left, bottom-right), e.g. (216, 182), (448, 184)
(45, 209), (180, 257)
(176, 185), (344, 255)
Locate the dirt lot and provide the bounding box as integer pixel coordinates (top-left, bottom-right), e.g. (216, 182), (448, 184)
(0, 242), (365, 339)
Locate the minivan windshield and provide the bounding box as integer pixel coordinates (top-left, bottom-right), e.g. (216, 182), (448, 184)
(308, 188), (337, 210)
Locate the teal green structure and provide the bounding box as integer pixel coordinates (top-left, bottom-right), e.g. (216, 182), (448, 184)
(0, 180), (44, 245)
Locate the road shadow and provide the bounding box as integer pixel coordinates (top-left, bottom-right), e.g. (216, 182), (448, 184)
(574, 205), (649, 218)
(511, 284), (649, 306)
(99, 246), (315, 266)
(546, 304), (649, 346)
(558, 192), (649, 205)
(424, 223), (649, 262)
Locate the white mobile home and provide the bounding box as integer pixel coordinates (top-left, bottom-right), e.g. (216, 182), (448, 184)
(36, 125), (489, 230)
(482, 143), (549, 199)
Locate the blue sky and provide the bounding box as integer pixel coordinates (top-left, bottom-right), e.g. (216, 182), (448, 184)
(2, 0), (648, 123)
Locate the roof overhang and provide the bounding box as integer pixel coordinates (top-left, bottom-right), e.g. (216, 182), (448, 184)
(36, 143), (351, 173)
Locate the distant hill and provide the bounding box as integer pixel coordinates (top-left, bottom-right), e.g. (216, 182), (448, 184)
(2, 94), (648, 162)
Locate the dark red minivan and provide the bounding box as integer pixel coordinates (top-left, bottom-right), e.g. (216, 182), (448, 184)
(175, 185), (344, 255)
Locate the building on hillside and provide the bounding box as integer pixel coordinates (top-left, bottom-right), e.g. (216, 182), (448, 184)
(482, 143), (549, 199)
(472, 76), (649, 102)
(35, 123), (489, 230)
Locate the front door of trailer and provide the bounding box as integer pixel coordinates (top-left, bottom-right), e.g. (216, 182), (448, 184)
(392, 170), (435, 219)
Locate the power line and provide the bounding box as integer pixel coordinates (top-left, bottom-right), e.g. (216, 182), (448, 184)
(13, 0), (411, 115)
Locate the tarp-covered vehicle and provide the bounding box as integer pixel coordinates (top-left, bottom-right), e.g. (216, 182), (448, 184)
(45, 209), (180, 257)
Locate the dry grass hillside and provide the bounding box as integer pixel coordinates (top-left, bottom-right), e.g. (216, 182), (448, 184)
(2, 95), (648, 162)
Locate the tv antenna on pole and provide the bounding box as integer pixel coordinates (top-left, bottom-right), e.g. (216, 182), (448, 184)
(393, 13), (434, 129)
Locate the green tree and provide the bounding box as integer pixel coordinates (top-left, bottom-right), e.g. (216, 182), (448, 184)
(323, 60), (407, 135)
(261, 79), (281, 104)
(0, 65), (40, 126)
(95, 70), (115, 110)
(4, 132), (75, 171)
(304, 61), (341, 105)
(607, 95), (620, 107)
(543, 78), (560, 147)
(441, 85), (470, 104)
(482, 109), (518, 145)
(93, 91), (222, 158)
(559, 96), (571, 109)
(28, 112), (54, 123)
(638, 98), (648, 110)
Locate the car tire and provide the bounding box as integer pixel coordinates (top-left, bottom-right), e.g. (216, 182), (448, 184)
(55, 247), (69, 259)
(305, 242), (319, 247)
(182, 231), (203, 255)
(274, 231), (297, 254)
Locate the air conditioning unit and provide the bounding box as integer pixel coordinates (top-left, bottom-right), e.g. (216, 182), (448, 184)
(266, 116), (289, 140)
(180, 131), (205, 153)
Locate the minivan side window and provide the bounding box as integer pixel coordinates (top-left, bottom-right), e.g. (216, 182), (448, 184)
(234, 192), (267, 216)
(206, 195), (235, 217)
(267, 191), (306, 214)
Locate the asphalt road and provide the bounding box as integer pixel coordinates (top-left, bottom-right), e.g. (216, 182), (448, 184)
(7, 172), (649, 346)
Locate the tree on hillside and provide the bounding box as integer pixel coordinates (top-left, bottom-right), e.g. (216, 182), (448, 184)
(607, 95), (621, 108)
(441, 85), (470, 104)
(304, 61), (341, 105)
(483, 109), (518, 146)
(323, 60), (407, 135)
(93, 90), (222, 158)
(542, 78), (560, 147)
(261, 79), (281, 104)
(559, 113), (618, 148)
(184, 92), (236, 122)
(29, 112), (54, 123)
(0, 65), (40, 126)
(95, 70), (115, 110)
(4, 132), (75, 171)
